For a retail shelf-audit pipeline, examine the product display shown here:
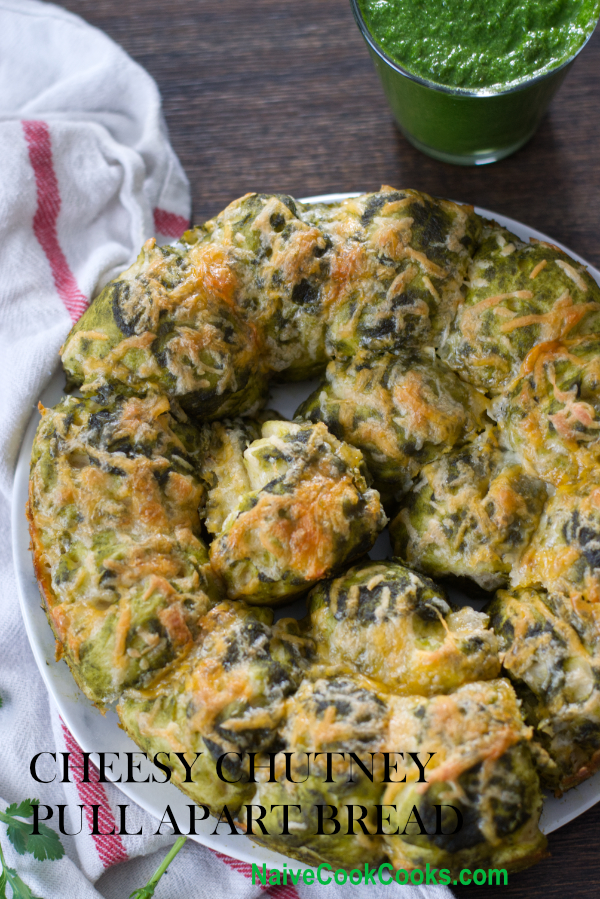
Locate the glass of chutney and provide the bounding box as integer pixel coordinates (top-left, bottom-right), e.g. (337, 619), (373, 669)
(350, 0), (600, 165)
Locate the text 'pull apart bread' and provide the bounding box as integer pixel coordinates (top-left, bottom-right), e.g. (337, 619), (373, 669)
(26, 188), (600, 875)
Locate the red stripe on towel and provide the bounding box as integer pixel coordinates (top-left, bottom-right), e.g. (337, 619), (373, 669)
(22, 120), (88, 323)
(211, 848), (262, 881)
(268, 885), (302, 898)
(153, 207), (189, 238)
(211, 848), (300, 897)
(61, 721), (129, 868)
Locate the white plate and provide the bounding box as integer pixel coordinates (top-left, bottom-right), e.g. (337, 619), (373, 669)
(11, 196), (600, 870)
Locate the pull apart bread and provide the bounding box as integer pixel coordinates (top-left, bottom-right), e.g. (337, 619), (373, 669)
(28, 188), (600, 873)
(28, 393), (221, 706)
(200, 419), (386, 604)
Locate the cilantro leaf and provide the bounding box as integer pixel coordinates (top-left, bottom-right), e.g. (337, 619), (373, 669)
(4, 867), (41, 899)
(3, 804), (35, 822)
(23, 825), (63, 863)
(6, 821), (63, 863)
(1, 800), (64, 862)
(3, 828), (26, 860)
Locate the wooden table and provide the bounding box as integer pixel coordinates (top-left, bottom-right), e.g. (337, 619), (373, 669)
(58, 2), (600, 896)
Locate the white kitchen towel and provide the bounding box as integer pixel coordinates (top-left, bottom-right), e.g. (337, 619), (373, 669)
(0, 1), (452, 897)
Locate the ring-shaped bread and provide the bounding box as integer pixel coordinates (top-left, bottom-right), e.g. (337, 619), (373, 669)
(29, 187), (600, 874)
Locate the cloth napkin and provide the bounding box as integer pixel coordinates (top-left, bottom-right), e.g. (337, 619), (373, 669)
(0, 1), (452, 896)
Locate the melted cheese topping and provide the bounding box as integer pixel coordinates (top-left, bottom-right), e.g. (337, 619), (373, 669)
(297, 349), (489, 500)
(28, 394), (219, 704)
(391, 428), (548, 590)
(493, 336), (600, 487)
(490, 589), (600, 793)
(61, 188), (481, 404)
(118, 602), (313, 813)
(514, 479), (600, 602)
(440, 222), (600, 394)
(382, 679), (544, 873)
(199, 419), (260, 534)
(208, 421), (386, 603)
(61, 238), (266, 420)
(309, 560), (500, 695)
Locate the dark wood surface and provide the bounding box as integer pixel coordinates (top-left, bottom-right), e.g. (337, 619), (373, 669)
(58, 2), (600, 895)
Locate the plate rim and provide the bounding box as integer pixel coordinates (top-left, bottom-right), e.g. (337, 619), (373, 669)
(12, 194), (600, 870)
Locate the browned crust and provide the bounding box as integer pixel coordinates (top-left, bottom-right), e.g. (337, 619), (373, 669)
(26, 485), (107, 711)
(557, 747), (600, 796)
(503, 842), (551, 875)
(26, 486), (62, 645)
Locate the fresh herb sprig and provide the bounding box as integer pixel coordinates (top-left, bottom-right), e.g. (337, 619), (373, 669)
(0, 798), (64, 899)
(0, 794), (187, 898)
(129, 836), (187, 899)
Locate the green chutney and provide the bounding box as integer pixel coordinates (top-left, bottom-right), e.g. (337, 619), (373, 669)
(358, 0), (600, 91)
